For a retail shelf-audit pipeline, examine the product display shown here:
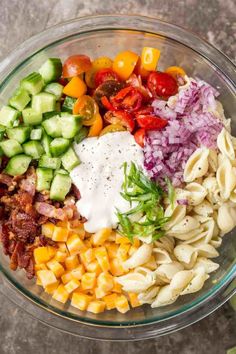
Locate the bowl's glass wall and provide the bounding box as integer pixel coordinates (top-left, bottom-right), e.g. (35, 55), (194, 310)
(0, 27), (235, 327)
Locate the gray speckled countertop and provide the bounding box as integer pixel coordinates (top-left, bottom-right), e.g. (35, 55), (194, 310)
(0, 0), (235, 353)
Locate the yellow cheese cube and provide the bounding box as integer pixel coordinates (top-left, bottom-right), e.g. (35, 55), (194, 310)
(81, 272), (97, 290)
(83, 239), (92, 248)
(35, 263), (47, 271)
(95, 287), (108, 299)
(71, 292), (92, 311)
(87, 300), (105, 314)
(52, 284), (69, 304)
(65, 255), (79, 270)
(69, 222), (86, 239)
(103, 293), (118, 310)
(115, 295), (130, 313)
(133, 238), (140, 247)
(57, 221), (69, 228)
(80, 249), (95, 266)
(66, 233), (87, 255)
(61, 271), (73, 284)
(37, 270), (57, 288)
(94, 247), (110, 272)
(47, 260), (65, 278)
(58, 242), (68, 253)
(105, 243), (118, 259)
(107, 230), (116, 242)
(117, 243), (130, 261)
(52, 226), (69, 242)
(48, 246), (57, 259)
(112, 282), (122, 293)
(115, 234), (130, 244)
(92, 228), (111, 245)
(71, 264), (85, 280)
(110, 258), (125, 276)
(86, 260), (102, 275)
(45, 281), (60, 295)
(34, 247), (53, 264)
(64, 279), (80, 294)
(97, 272), (113, 292)
(41, 222), (55, 239)
(128, 292), (141, 308)
(54, 251), (68, 263)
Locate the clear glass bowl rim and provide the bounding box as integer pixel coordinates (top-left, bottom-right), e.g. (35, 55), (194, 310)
(0, 14), (235, 341)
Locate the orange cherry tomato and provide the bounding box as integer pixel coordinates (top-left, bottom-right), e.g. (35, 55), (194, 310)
(62, 76), (87, 98)
(73, 95), (99, 125)
(104, 110), (135, 132)
(100, 124), (126, 136)
(134, 128), (145, 147)
(165, 66), (186, 80)
(63, 55), (92, 78)
(85, 56), (113, 88)
(88, 113), (103, 137)
(113, 51), (139, 80)
(141, 47), (161, 71)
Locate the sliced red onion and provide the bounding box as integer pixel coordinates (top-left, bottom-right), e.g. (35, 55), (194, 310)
(177, 199), (189, 205)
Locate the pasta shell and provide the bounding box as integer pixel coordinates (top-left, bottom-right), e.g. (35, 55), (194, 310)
(138, 286), (160, 304)
(116, 272), (156, 293)
(193, 200), (214, 216)
(210, 236), (222, 249)
(202, 176), (222, 206)
(216, 158), (236, 200)
(153, 248), (172, 264)
(193, 243), (219, 258)
(123, 244), (153, 270)
(164, 204), (186, 230)
(155, 262), (184, 283)
(217, 203), (236, 234)
(194, 257), (219, 273)
(217, 128), (235, 161)
(154, 236), (175, 253)
(183, 148), (209, 183)
(167, 216), (200, 235)
(180, 267), (209, 295)
(174, 244), (198, 269)
(185, 182), (207, 206)
(169, 270), (194, 295)
(208, 149), (218, 172)
(151, 285), (178, 307)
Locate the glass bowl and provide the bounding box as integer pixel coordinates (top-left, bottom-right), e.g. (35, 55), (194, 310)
(0, 15), (235, 341)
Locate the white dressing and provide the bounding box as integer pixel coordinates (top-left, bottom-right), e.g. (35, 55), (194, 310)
(70, 132), (143, 233)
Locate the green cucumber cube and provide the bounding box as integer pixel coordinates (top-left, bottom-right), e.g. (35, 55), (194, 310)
(61, 96), (76, 113)
(21, 72), (44, 95)
(9, 88), (31, 111)
(0, 139), (23, 157)
(36, 167), (53, 191)
(74, 126), (89, 144)
(31, 92), (56, 113)
(61, 147), (80, 172)
(60, 114), (82, 139)
(0, 106), (19, 127)
(39, 155), (61, 170)
(23, 140), (44, 159)
(5, 154), (32, 176)
(30, 128), (42, 140)
(44, 83), (63, 101)
(50, 138), (70, 157)
(39, 58), (62, 83)
(6, 126), (31, 144)
(42, 115), (61, 137)
(22, 108), (43, 125)
(50, 174), (71, 201)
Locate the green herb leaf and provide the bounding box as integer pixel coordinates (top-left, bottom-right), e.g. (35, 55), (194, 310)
(165, 177), (175, 208)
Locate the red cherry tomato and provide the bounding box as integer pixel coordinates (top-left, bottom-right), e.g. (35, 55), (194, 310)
(134, 128), (145, 147)
(135, 107), (168, 130)
(111, 86), (143, 112)
(58, 77), (68, 86)
(94, 68), (120, 87)
(101, 96), (116, 111)
(104, 110), (135, 132)
(63, 55), (92, 78)
(147, 71), (178, 98)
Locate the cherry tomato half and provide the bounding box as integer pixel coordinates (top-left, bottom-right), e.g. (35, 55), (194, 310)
(88, 113), (103, 137)
(94, 68), (120, 88)
(104, 110), (135, 132)
(63, 55), (92, 78)
(111, 86), (143, 112)
(100, 124), (126, 136)
(165, 66), (186, 80)
(135, 107), (168, 130)
(85, 56), (113, 88)
(134, 128), (145, 147)
(147, 71), (178, 98)
(73, 95), (99, 125)
(113, 51), (139, 81)
(101, 96), (116, 111)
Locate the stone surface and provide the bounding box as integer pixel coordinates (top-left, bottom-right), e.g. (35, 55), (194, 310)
(0, 0), (235, 353)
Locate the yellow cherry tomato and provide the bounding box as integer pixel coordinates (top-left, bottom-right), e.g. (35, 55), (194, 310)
(85, 56), (113, 88)
(99, 124), (126, 136)
(113, 51), (139, 81)
(165, 66), (186, 79)
(141, 47), (161, 71)
(63, 76), (87, 98)
(88, 113), (103, 137)
(73, 95), (99, 126)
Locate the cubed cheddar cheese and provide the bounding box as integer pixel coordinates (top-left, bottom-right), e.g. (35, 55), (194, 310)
(37, 270), (57, 288)
(61, 271), (74, 284)
(80, 249), (95, 266)
(71, 292), (92, 311)
(92, 228), (111, 246)
(65, 255), (79, 270)
(81, 272), (97, 290)
(58, 242), (69, 253)
(115, 234), (130, 244)
(128, 293), (141, 308)
(34, 246), (55, 264)
(64, 279), (80, 294)
(57, 221), (69, 228)
(52, 284), (69, 304)
(115, 295), (130, 313)
(110, 258), (125, 276)
(52, 226), (69, 242)
(54, 251), (68, 263)
(103, 293), (118, 310)
(112, 281), (122, 293)
(41, 222), (55, 239)
(35, 263), (48, 271)
(117, 244), (130, 261)
(95, 287), (108, 299)
(71, 264), (85, 280)
(45, 281), (60, 295)
(97, 272), (113, 292)
(105, 243), (118, 259)
(47, 260), (65, 278)
(69, 224), (86, 239)
(94, 247), (110, 272)
(133, 238), (140, 247)
(66, 233), (87, 255)
(86, 260), (102, 275)
(87, 300), (105, 314)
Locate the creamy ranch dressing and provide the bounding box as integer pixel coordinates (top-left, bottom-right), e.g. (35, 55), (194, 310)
(70, 132), (144, 233)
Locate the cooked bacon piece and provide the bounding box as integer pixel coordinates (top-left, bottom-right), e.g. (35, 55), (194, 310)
(0, 173), (13, 187)
(9, 210), (38, 243)
(0, 224), (10, 255)
(35, 202), (68, 221)
(19, 167), (36, 196)
(71, 184), (81, 200)
(39, 235), (57, 247)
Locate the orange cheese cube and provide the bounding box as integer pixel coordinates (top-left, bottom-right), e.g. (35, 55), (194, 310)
(105, 243), (118, 259)
(54, 251), (68, 263)
(66, 233), (87, 255)
(87, 300), (105, 314)
(69, 223), (86, 239)
(80, 249), (95, 266)
(86, 260), (102, 275)
(97, 272), (113, 292)
(110, 258), (125, 276)
(117, 243), (130, 261)
(84, 239), (92, 248)
(61, 271), (74, 284)
(52, 226), (69, 242)
(52, 284), (69, 304)
(71, 292), (92, 311)
(35, 263), (47, 271)
(37, 270), (57, 288)
(81, 272), (97, 290)
(47, 260), (65, 278)
(65, 255), (79, 270)
(45, 281), (60, 295)
(58, 242), (69, 253)
(64, 279), (80, 294)
(71, 264), (85, 280)
(103, 293), (118, 310)
(95, 287), (108, 299)
(115, 234), (130, 244)
(107, 230), (116, 242)
(94, 247), (110, 272)
(57, 221), (69, 228)
(133, 238), (140, 247)
(128, 293), (141, 308)
(41, 222), (55, 239)
(92, 228), (111, 246)
(112, 282), (122, 293)
(115, 295), (130, 313)
(34, 246), (54, 264)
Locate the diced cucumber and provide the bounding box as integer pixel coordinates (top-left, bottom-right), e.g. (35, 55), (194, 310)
(55, 101), (61, 112)
(31, 92), (56, 113)
(30, 128), (42, 140)
(22, 108), (43, 125)
(74, 126), (89, 144)
(41, 131), (52, 156)
(61, 147), (80, 172)
(54, 168), (68, 175)
(6, 126), (31, 144)
(60, 114), (82, 139)
(5, 154), (32, 176)
(43, 111), (59, 120)
(9, 88), (31, 111)
(50, 173), (71, 201)
(21, 72), (44, 95)
(0, 125), (5, 141)
(42, 115), (62, 137)
(61, 96), (76, 113)
(0, 106), (19, 127)
(36, 167), (53, 191)
(44, 83), (63, 101)
(23, 140), (44, 159)
(39, 58), (62, 83)
(0, 139), (23, 157)
(50, 138), (70, 157)
(39, 155), (61, 170)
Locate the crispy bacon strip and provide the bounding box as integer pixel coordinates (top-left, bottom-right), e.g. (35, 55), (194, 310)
(35, 202), (68, 220)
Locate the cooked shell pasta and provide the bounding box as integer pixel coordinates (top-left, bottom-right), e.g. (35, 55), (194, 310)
(180, 267), (209, 295)
(151, 284), (178, 307)
(116, 271), (156, 293)
(202, 176), (222, 207)
(123, 244), (153, 270)
(217, 203), (236, 234)
(193, 200), (214, 216)
(155, 262), (184, 282)
(216, 158), (236, 200)
(194, 257), (219, 273)
(217, 128), (235, 161)
(153, 247), (172, 264)
(184, 182), (207, 206)
(138, 286), (160, 304)
(174, 244), (198, 269)
(208, 149), (218, 172)
(192, 242), (219, 258)
(164, 204), (186, 230)
(183, 148), (209, 182)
